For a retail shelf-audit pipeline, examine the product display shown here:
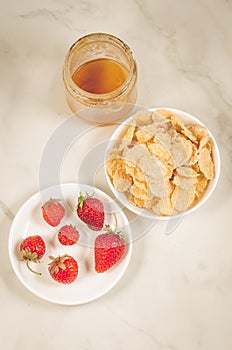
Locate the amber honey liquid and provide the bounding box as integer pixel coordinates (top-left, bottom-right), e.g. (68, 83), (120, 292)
(72, 58), (128, 94)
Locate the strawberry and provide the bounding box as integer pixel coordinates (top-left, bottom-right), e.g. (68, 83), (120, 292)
(77, 193), (104, 231)
(20, 235), (46, 275)
(58, 224), (79, 246)
(48, 254), (78, 284)
(42, 198), (65, 227)
(94, 230), (125, 273)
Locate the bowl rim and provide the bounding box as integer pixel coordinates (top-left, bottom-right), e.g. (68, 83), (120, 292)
(104, 107), (221, 220)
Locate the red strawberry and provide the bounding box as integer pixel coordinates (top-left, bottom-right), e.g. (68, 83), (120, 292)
(42, 198), (65, 227)
(94, 230), (125, 273)
(58, 224), (79, 246)
(77, 193), (104, 231)
(20, 235), (46, 275)
(48, 254), (78, 284)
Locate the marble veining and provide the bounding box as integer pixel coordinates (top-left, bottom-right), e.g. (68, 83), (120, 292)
(0, 200), (15, 221)
(1, 0), (232, 349)
(18, 7), (77, 31)
(18, 1), (107, 30)
(134, 0), (177, 40)
(106, 305), (177, 350)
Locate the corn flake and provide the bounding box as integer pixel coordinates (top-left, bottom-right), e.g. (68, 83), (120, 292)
(147, 142), (172, 165)
(133, 110), (153, 126)
(195, 174), (208, 198)
(152, 196), (174, 216)
(198, 147), (214, 179)
(172, 174), (197, 191)
(122, 124), (136, 142)
(176, 166), (198, 178)
(129, 195), (146, 208)
(135, 129), (154, 143)
(171, 186), (195, 212)
(112, 168), (132, 192)
(187, 124), (208, 140)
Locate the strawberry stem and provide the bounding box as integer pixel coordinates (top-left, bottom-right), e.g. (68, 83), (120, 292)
(77, 192), (94, 209)
(113, 213), (118, 232)
(77, 192), (85, 208)
(26, 259), (42, 276)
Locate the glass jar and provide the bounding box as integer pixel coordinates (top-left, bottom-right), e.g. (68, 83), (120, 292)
(63, 33), (137, 124)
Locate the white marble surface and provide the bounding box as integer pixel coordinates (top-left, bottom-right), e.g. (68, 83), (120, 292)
(1, 0), (232, 349)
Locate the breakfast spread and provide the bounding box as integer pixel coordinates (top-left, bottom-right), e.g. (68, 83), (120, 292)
(106, 109), (215, 216)
(9, 33), (220, 303)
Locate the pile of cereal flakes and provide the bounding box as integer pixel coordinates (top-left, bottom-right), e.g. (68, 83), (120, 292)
(106, 109), (215, 216)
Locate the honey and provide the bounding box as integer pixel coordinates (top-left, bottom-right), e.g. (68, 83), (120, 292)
(72, 58), (128, 94)
(63, 33), (137, 123)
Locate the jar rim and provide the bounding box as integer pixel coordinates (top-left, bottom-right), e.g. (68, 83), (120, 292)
(63, 33), (137, 104)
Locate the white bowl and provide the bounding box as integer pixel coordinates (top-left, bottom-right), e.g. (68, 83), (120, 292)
(104, 107), (221, 220)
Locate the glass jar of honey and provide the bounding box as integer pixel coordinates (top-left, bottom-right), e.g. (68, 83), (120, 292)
(63, 33), (137, 124)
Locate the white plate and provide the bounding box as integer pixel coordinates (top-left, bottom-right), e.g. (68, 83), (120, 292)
(105, 107), (221, 220)
(8, 183), (132, 305)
